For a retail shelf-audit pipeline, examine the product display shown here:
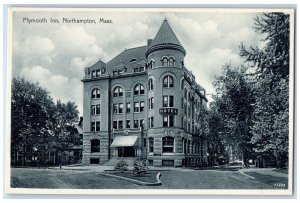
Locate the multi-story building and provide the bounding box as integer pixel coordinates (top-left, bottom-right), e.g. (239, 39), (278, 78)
(81, 19), (208, 167)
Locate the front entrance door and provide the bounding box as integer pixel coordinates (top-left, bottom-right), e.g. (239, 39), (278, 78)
(118, 147), (135, 157)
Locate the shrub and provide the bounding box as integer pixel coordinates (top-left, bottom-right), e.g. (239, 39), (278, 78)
(132, 160), (148, 176)
(114, 160), (128, 173)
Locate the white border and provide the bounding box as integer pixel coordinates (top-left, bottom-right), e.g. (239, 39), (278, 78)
(3, 5), (296, 197)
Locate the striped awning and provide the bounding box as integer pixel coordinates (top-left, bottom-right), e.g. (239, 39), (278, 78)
(110, 136), (138, 147)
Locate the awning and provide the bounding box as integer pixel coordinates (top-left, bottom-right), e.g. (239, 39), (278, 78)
(111, 136), (138, 147)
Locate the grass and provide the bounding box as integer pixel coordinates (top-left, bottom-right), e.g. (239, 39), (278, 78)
(104, 170), (158, 183)
(244, 172), (288, 189)
(273, 168), (288, 174)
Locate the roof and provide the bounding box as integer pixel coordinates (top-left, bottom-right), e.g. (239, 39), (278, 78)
(146, 19), (186, 57)
(110, 136), (139, 147)
(107, 46), (148, 74)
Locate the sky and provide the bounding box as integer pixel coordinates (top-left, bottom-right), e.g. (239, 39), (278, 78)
(11, 9), (267, 115)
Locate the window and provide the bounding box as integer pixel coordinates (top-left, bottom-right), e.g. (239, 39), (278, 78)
(134, 68), (139, 73)
(113, 120), (123, 129)
(134, 84), (145, 95)
(118, 120), (123, 129)
(181, 80), (184, 90)
(149, 116), (154, 128)
(184, 88), (187, 99)
(134, 119), (144, 128)
(148, 59), (154, 69)
(148, 79), (154, 91)
(134, 101), (144, 112)
(140, 66), (145, 72)
(92, 70), (96, 78)
(91, 104), (100, 115)
(149, 97), (154, 109)
(91, 88), (100, 99)
(134, 120), (139, 128)
(96, 70), (101, 77)
(162, 137), (174, 153)
(126, 120), (131, 128)
(91, 121), (100, 131)
(169, 57), (175, 66)
(134, 102), (139, 112)
(162, 57), (168, 66)
(113, 121), (118, 129)
(187, 140), (190, 153)
(140, 119), (144, 128)
(140, 101), (144, 112)
(163, 75), (174, 88)
(113, 70), (118, 75)
(113, 104), (118, 114)
(91, 139), (100, 153)
(163, 95), (174, 108)
(119, 103), (123, 113)
(149, 137), (154, 153)
(113, 103), (124, 114)
(126, 103), (131, 113)
(113, 86), (123, 97)
(163, 115), (174, 127)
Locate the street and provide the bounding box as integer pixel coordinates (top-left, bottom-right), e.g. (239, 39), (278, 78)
(10, 166), (288, 189)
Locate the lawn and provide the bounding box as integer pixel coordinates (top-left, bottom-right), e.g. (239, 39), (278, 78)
(244, 172), (288, 189)
(104, 170), (159, 183)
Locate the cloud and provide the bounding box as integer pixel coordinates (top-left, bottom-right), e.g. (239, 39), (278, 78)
(12, 11), (267, 115)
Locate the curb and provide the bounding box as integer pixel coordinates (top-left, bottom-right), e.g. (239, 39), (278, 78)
(238, 169), (256, 180)
(100, 172), (162, 186)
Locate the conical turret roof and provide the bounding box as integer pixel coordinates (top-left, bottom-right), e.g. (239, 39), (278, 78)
(146, 19), (186, 57)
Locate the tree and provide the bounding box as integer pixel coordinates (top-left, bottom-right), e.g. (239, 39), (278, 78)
(11, 77), (55, 166)
(207, 104), (229, 166)
(212, 65), (255, 168)
(11, 77), (80, 166)
(240, 13), (290, 167)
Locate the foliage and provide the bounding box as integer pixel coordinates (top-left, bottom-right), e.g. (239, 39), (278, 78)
(132, 160), (148, 176)
(209, 12), (290, 168)
(114, 160), (128, 172)
(11, 77), (79, 166)
(211, 65), (255, 167)
(240, 13), (290, 167)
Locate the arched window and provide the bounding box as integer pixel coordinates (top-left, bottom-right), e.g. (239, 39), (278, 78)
(148, 59), (154, 69)
(169, 57), (175, 66)
(134, 84), (145, 95)
(162, 57), (168, 66)
(148, 78), (154, 91)
(91, 88), (100, 99)
(113, 86), (123, 97)
(162, 136), (174, 153)
(91, 139), (100, 153)
(163, 75), (174, 88)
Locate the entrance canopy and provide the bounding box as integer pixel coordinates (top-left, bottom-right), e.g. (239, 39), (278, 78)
(111, 136), (138, 147)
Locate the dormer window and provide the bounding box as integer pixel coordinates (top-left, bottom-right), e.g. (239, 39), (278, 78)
(130, 58), (138, 62)
(140, 66), (145, 72)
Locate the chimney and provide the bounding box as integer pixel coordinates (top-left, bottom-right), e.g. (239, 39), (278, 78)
(147, 39), (153, 46)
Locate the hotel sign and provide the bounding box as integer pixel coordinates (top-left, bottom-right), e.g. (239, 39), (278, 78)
(159, 108), (178, 115)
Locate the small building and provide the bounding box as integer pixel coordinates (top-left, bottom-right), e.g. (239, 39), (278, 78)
(81, 19), (208, 167)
